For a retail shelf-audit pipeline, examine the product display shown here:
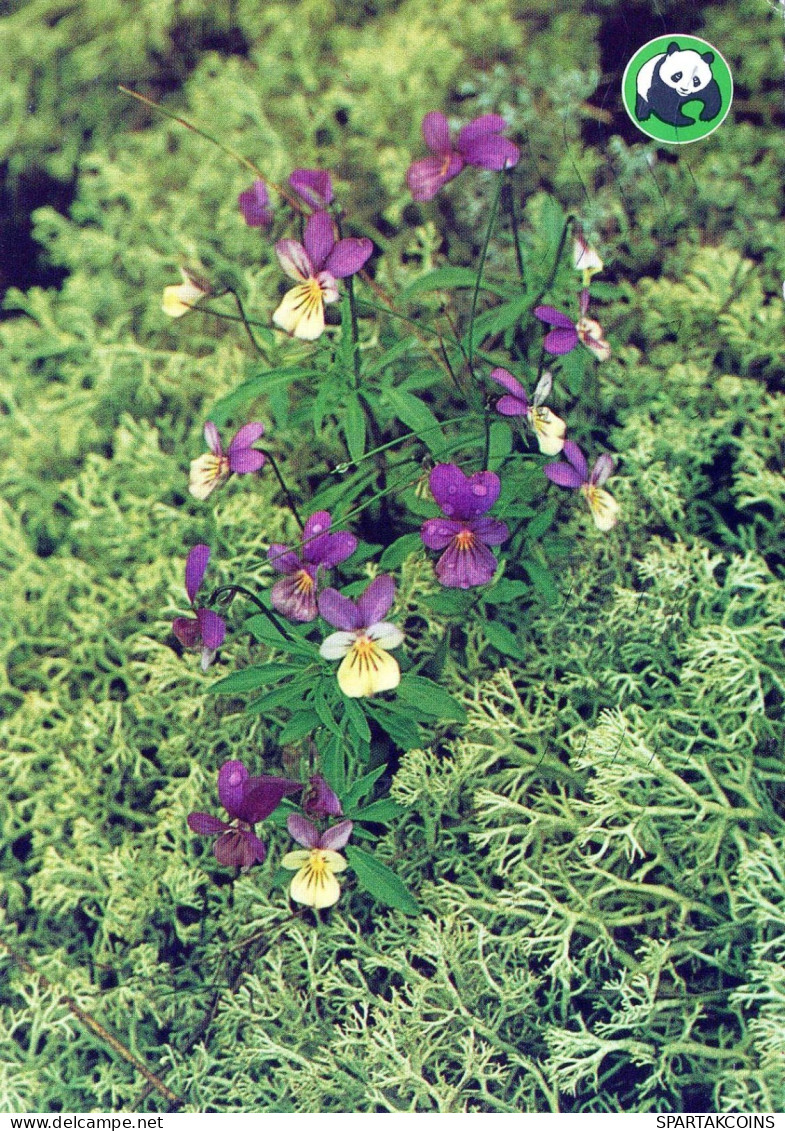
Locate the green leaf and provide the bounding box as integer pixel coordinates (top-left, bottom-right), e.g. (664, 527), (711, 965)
(348, 798), (406, 823)
(342, 763), (388, 810)
(278, 709), (322, 744)
(481, 579), (530, 605)
(384, 387), (447, 459)
(397, 675), (467, 722)
(343, 392), (366, 463)
(244, 614), (318, 659)
(313, 686), (342, 736)
(210, 366), (319, 427)
(522, 560), (560, 607)
(366, 704), (423, 751)
(560, 347), (588, 397)
(379, 532), (423, 570)
(246, 677), (315, 715)
(208, 663), (301, 695)
(422, 590), (473, 616)
(526, 502), (558, 543)
(402, 267), (508, 300)
(343, 696), (371, 744)
(321, 735), (345, 795)
(345, 846), (419, 915)
(482, 621), (526, 660)
(487, 420), (513, 471)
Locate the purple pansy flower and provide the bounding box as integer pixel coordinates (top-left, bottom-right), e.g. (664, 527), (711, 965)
(421, 464), (509, 589)
(489, 368), (566, 455)
(172, 545), (226, 670)
(272, 210), (373, 341)
(544, 440), (620, 532)
(302, 774), (343, 820)
(268, 510), (357, 622)
(238, 180), (273, 229)
(289, 168), (334, 210)
(187, 760), (302, 871)
(189, 421), (266, 500)
(319, 576), (404, 698)
(534, 289), (610, 361)
(406, 111), (520, 202)
(281, 814), (353, 908)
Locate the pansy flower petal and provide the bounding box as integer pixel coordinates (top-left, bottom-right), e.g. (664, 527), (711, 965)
(271, 569), (319, 622)
(289, 168), (334, 209)
(273, 283), (326, 340)
(268, 545), (303, 574)
(238, 180), (273, 228)
(204, 421), (223, 455)
(320, 819), (353, 851)
(435, 536), (498, 589)
(543, 327), (579, 354)
(275, 239), (313, 281)
(337, 643), (400, 698)
(563, 440), (589, 480)
(287, 853), (343, 908)
(421, 517), (465, 551)
(356, 575), (395, 626)
(185, 544), (210, 604)
(470, 517), (509, 546)
(430, 463), (500, 519)
(217, 760), (250, 817)
(303, 210), (336, 272)
(228, 448), (266, 474)
(530, 407), (567, 455)
(456, 114), (508, 146)
(459, 134), (519, 170)
(534, 305), (575, 329)
(187, 812), (230, 836)
(172, 615), (201, 648)
(196, 607), (226, 651)
(189, 452), (230, 499)
(406, 155), (462, 201)
(319, 630), (358, 660)
(324, 237), (373, 279)
(489, 367), (527, 400)
(422, 110), (451, 154)
(366, 621), (404, 651)
(590, 454), (615, 487)
(287, 813), (321, 848)
(241, 775), (302, 823)
(585, 486), (620, 531)
(495, 394), (529, 417)
(316, 530), (357, 568)
(544, 462), (585, 489)
(319, 588), (363, 631)
(228, 422), (265, 452)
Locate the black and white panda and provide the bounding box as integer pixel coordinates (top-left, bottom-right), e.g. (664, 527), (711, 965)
(635, 42), (722, 128)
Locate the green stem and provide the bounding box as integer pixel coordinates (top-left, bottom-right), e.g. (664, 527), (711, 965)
(503, 180), (526, 289)
(224, 287), (270, 360)
(334, 411), (483, 471)
(209, 584), (300, 642)
(467, 170), (506, 371)
(346, 276), (362, 390)
(260, 451), (304, 529)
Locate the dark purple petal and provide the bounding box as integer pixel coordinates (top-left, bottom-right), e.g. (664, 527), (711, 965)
(172, 615), (201, 648)
(544, 463), (585, 489)
(421, 111), (451, 155)
(238, 180), (273, 228)
(429, 464), (500, 520)
(218, 760), (250, 817)
(268, 544), (302, 574)
(470, 516), (509, 547)
(303, 211), (336, 272)
(228, 448), (266, 474)
(229, 422), (265, 452)
(489, 367), (527, 399)
(214, 828), (266, 868)
(204, 421), (223, 455)
(196, 607), (226, 651)
(287, 813), (321, 848)
(459, 135), (519, 170)
(240, 775), (302, 824)
(406, 155), (463, 201)
(324, 236), (373, 279)
(319, 819), (353, 851)
(289, 168), (334, 209)
(590, 454), (614, 487)
(435, 536), (499, 589)
(187, 812), (230, 836)
(455, 114), (508, 145)
(271, 569), (319, 622)
(318, 588), (362, 631)
(421, 517), (465, 551)
(543, 327), (579, 354)
(534, 305), (575, 329)
(185, 544), (210, 604)
(562, 440), (589, 480)
(496, 394), (529, 417)
(356, 575), (395, 627)
(316, 531), (357, 568)
(302, 774), (343, 819)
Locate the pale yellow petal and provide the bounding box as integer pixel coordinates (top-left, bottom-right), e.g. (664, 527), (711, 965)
(584, 486), (620, 532)
(272, 283), (326, 341)
(321, 850), (347, 874)
(337, 640), (400, 698)
(162, 275), (207, 318)
(286, 849), (343, 908)
(530, 406), (566, 456)
(189, 453), (230, 500)
(281, 849), (312, 871)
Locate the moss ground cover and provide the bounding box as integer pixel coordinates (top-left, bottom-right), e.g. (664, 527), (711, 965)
(1, 0), (784, 1114)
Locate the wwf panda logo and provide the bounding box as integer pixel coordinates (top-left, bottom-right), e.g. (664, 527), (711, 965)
(634, 41), (722, 128)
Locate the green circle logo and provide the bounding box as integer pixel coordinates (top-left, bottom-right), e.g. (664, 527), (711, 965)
(621, 35), (733, 144)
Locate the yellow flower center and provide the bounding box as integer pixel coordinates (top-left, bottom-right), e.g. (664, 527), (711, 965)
(292, 277), (326, 315)
(293, 568), (315, 594)
(454, 529), (478, 551)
